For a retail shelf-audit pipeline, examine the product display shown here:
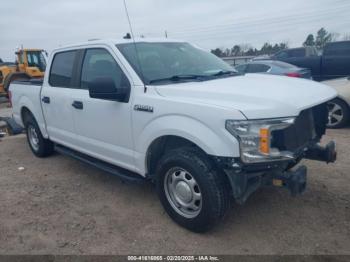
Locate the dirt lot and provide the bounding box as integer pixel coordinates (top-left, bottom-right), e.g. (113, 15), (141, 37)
(0, 119), (349, 255)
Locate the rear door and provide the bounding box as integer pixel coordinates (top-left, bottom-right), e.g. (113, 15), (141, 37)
(41, 50), (80, 148)
(322, 42), (350, 80)
(70, 47), (135, 171)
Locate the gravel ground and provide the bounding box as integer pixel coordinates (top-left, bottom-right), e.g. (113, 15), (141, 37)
(0, 127), (349, 255)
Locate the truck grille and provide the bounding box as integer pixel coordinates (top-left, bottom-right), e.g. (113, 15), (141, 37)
(271, 103), (328, 152)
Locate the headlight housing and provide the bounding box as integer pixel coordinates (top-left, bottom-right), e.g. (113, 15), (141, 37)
(225, 118), (296, 163)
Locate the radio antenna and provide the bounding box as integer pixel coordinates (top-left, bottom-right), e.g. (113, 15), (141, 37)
(123, 0), (147, 93)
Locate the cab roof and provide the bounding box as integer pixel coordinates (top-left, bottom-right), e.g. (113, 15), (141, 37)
(52, 38), (186, 52)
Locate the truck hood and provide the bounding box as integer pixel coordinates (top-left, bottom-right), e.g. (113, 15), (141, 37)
(154, 74), (337, 119)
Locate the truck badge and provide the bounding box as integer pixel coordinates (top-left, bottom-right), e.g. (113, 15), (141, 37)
(134, 105), (154, 113)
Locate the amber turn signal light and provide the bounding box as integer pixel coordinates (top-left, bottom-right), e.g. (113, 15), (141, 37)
(259, 128), (270, 154)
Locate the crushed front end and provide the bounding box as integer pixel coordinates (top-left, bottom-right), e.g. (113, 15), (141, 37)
(215, 102), (336, 204)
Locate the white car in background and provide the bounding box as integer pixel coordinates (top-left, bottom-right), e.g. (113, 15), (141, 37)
(323, 77), (350, 128)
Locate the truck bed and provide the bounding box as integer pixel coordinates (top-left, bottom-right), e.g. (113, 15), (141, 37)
(9, 80), (46, 133)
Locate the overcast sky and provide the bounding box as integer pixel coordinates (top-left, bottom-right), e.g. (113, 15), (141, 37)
(0, 0), (349, 61)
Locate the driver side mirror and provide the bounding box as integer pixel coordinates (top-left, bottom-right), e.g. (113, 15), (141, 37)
(88, 77), (130, 102)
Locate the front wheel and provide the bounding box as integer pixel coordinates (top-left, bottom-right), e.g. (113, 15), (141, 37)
(156, 147), (230, 232)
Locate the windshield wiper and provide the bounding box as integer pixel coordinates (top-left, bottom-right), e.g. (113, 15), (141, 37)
(149, 71), (238, 84)
(149, 74), (206, 84)
(211, 70), (238, 77)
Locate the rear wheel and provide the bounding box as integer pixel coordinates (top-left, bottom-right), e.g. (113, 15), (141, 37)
(327, 98), (350, 128)
(25, 115), (54, 157)
(156, 147), (230, 232)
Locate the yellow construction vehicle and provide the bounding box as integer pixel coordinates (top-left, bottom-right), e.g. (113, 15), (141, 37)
(0, 48), (46, 96)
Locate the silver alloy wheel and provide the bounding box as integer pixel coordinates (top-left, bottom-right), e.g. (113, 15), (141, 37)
(327, 102), (344, 127)
(164, 167), (202, 218)
(28, 125), (40, 151)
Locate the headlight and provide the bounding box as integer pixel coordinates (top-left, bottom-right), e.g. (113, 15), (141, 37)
(225, 118), (295, 163)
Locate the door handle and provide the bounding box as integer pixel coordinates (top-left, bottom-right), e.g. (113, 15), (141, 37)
(42, 96), (50, 104)
(72, 101), (83, 110)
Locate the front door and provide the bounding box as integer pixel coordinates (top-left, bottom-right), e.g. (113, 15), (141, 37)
(70, 47), (135, 171)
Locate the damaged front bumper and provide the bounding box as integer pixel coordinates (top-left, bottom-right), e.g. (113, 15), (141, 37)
(214, 141), (337, 204)
(304, 141), (337, 163)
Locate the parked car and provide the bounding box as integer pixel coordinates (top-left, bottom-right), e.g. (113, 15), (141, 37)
(253, 46), (319, 62)
(270, 41), (350, 81)
(234, 60), (311, 79)
(322, 77), (350, 128)
(9, 39), (337, 232)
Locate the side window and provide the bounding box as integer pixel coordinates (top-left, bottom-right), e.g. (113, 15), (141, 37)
(234, 64), (247, 73)
(275, 51), (289, 59)
(49, 51), (77, 87)
(289, 48), (305, 57)
(247, 64), (270, 73)
(81, 48), (129, 90)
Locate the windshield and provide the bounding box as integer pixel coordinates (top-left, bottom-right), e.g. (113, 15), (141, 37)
(116, 42), (236, 85)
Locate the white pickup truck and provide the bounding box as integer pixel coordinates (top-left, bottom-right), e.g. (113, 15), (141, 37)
(10, 38), (337, 232)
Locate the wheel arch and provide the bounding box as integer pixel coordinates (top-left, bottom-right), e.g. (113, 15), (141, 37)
(137, 115), (239, 176)
(145, 135), (207, 178)
(327, 97), (350, 128)
(335, 96), (350, 110)
(21, 106), (33, 125)
(17, 99), (48, 138)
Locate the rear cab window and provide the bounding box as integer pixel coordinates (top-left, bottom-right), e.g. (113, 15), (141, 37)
(49, 50), (77, 87)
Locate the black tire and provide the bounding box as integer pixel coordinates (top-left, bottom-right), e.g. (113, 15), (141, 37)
(156, 147), (230, 233)
(24, 114), (54, 157)
(327, 98), (350, 129)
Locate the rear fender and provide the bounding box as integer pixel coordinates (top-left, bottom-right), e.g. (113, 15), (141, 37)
(17, 95), (48, 138)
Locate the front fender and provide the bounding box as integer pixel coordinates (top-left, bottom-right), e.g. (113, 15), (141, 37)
(134, 115), (239, 174)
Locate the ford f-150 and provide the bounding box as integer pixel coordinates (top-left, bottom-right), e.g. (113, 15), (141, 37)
(9, 38), (337, 232)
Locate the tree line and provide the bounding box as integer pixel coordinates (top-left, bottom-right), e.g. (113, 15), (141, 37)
(211, 28), (350, 57)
